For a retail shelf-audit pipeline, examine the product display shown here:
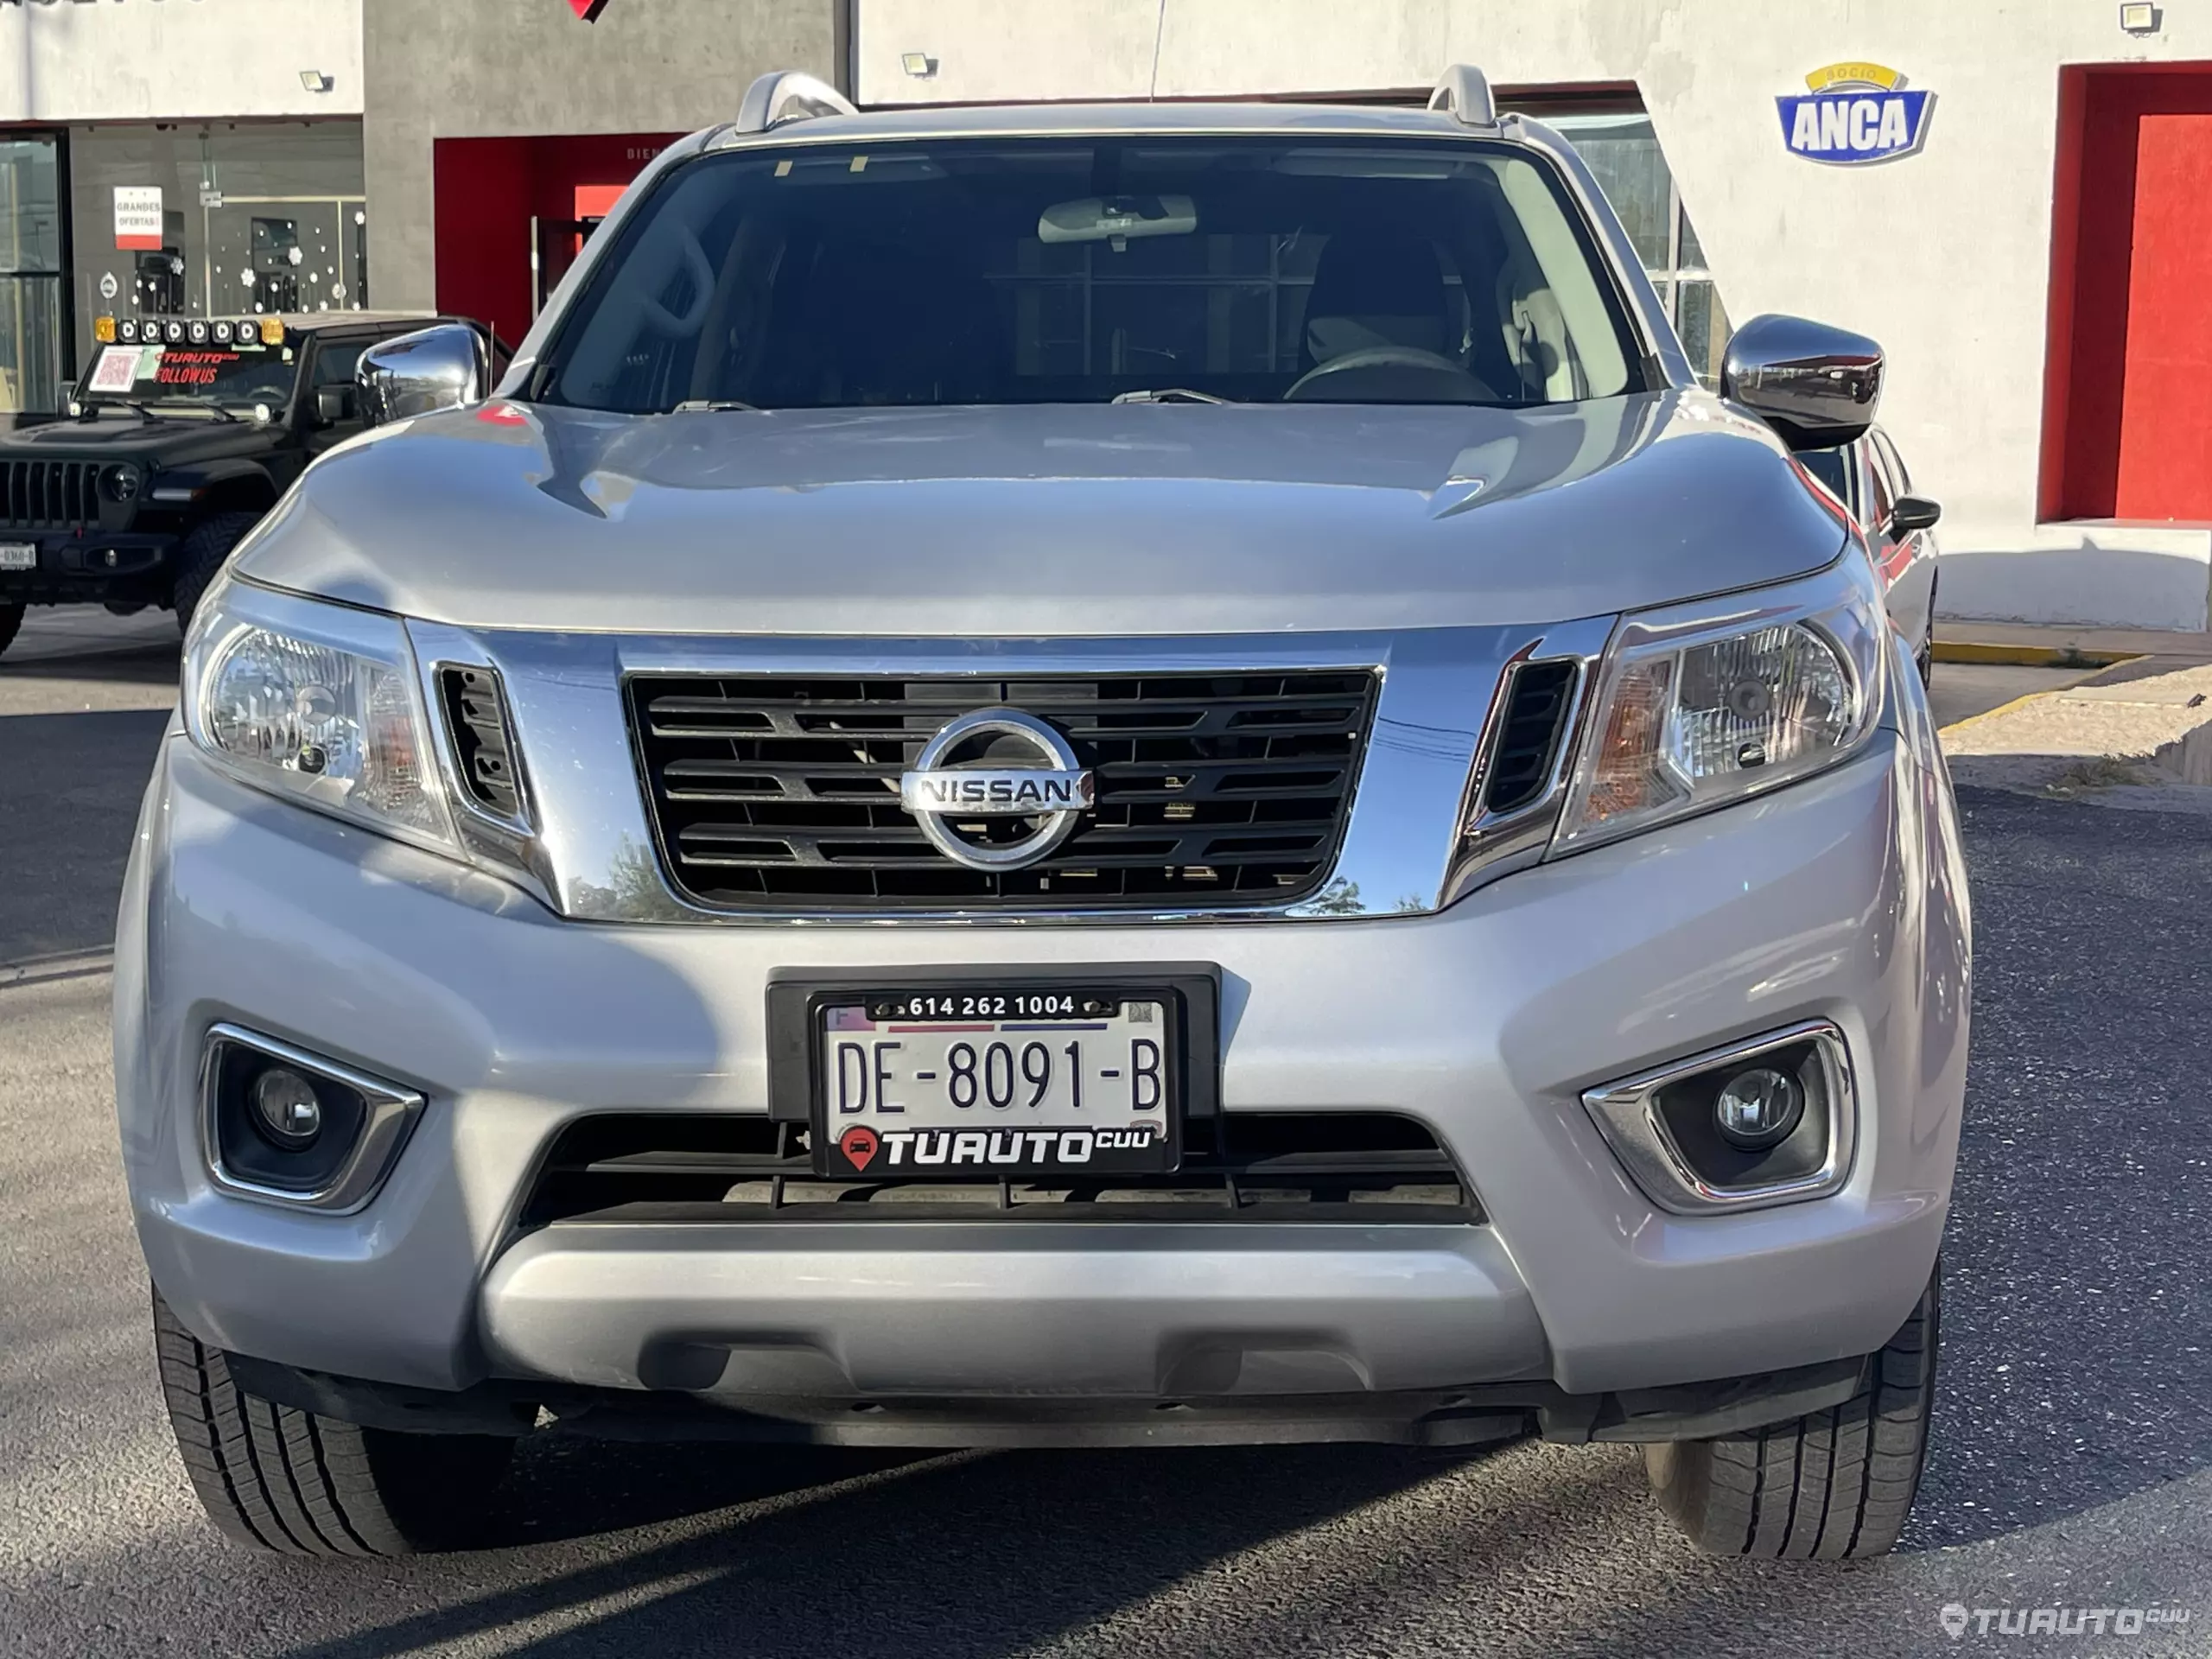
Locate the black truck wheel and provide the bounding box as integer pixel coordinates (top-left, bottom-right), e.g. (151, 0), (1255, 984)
(154, 1292), (514, 1555)
(171, 511), (264, 635)
(1643, 1267), (1939, 1560)
(0, 601), (21, 659)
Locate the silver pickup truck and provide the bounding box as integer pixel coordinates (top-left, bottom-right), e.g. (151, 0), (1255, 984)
(117, 67), (1969, 1561)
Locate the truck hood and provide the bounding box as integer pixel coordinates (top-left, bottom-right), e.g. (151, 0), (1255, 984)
(236, 391), (1847, 636)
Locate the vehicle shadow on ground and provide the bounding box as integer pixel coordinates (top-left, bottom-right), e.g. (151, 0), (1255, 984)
(0, 641), (181, 687)
(0, 706), (171, 961)
(276, 1440), (1510, 1659)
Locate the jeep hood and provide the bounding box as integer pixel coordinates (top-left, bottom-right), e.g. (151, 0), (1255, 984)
(0, 412), (284, 467)
(235, 391), (1848, 636)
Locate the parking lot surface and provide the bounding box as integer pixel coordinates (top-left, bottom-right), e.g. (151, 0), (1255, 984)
(3, 629), (2208, 1658)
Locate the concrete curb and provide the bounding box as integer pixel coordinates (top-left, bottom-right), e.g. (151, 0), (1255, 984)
(0, 947), (115, 989)
(1930, 642), (2139, 669)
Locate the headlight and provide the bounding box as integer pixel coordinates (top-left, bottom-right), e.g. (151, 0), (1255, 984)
(182, 579), (457, 854)
(100, 464), (140, 502)
(1553, 556), (1886, 853)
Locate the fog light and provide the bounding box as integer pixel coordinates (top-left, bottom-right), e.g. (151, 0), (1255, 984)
(1713, 1066), (1804, 1150)
(251, 1067), (324, 1149)
(204, 1026), (423, 1211)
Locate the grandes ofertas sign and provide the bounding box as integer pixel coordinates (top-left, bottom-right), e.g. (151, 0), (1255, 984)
(113, 185), (162, 251)
(1777, 63), (1935, 165)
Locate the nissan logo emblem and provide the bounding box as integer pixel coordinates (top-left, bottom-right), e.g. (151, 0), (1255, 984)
(899, 709), (1095, 872)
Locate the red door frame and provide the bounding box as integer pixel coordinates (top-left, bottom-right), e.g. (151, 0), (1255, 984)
(2040, 62), (2212, 521)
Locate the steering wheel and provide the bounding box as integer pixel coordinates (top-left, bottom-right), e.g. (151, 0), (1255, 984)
(637, 224), (716, 338)
(1284, 346), (1491, 402)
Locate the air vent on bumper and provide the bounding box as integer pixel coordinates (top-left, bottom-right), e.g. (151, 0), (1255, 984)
(521, 1110), (1478, 1225)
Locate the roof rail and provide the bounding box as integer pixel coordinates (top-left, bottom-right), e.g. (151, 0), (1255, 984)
(1428, 64), (1501, 133)
(732, 70), (858, 135)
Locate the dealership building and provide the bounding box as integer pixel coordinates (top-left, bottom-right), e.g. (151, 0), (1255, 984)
(4, 0), (2212, 632)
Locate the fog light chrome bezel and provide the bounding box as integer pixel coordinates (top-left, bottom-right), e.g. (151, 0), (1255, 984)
(199, 1024), (424, 1213)
(1580, 1020), (1856, 1215)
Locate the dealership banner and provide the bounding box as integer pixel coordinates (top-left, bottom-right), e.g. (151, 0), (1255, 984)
(113, 186), (162, 251)
(1777, 62), (1934, 165)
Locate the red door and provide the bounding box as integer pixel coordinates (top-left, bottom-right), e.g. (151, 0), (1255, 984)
(2113, 113), (2212, 518)
(2042, 67), (2212, 522)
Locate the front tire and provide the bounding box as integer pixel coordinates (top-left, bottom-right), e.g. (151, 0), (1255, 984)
(169, 510), (264, 636)
(0, 601), (21, 659)
(154, 1292), (514, 1555)
(1644, 1268), (1938, 1560)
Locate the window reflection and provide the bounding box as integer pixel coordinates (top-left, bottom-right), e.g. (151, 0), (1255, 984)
(1541, 111), (1733, 388)
(0, 137), (66, 416)
(68, 122), (368, 374)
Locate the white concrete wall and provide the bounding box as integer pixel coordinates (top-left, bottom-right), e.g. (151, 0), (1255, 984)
(856, 0), (2212, 632)
(0, 0), (363, 122)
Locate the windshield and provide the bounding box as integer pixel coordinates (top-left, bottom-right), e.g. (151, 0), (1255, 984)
(79, 339), (299, 410)
(543, 138), (1647, 413)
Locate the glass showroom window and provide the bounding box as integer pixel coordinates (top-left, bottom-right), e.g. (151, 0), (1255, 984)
(1545, 112), (1732, 386)
(67, 122), (369, 370)
(0, 135), (68, 416)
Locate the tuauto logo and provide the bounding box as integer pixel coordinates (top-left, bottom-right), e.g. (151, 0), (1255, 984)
(852, 1125), (1161, 1171)
(568, 0), (613, 19)
(837, 1124), (880, 1173)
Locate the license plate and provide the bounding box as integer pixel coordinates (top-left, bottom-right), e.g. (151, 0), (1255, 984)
(0, 543), (34, 571)
(813, 987), (1179, 1177)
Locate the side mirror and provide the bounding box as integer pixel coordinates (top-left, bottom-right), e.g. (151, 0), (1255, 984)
(314, 385), (355, 426)
(355, 324), (490, 427)
(1890, 494), (1942, 534)
(1721, 314), (1883, 452)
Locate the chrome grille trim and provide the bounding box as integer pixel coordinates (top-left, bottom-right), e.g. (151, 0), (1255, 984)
(626, 671), (1378, 911)
(402, 619), (1616, 925)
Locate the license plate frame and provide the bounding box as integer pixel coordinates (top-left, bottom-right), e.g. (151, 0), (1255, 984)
(0, 543), (35, 572)
(767, 964), (1220, 1179)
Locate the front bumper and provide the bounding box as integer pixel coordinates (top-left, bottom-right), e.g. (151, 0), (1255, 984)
(0, 531), (179, 605)
(116, 715), (1970, 1407)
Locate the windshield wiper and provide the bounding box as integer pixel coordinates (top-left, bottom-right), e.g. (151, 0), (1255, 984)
(1110, 387), (1235, 405)
(670, 398), (765, 413)
(201, 404), (241, 423)
(83, 400), (156, 423)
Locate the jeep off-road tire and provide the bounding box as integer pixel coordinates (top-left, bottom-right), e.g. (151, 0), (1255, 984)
(1643, 1267), (1938, 1560)
(170, 510), (264, 636)
(154, 1292), (514, 1555)
(0, 601), (21, 659)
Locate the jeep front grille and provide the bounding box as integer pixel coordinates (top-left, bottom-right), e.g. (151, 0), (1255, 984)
(0, 460), (100, 530)
(522, 1110), (1477, 1226)
(625, 671), (1378, 910)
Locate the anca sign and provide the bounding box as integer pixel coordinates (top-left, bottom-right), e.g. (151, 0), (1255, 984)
(1777, 63), (1935, 165)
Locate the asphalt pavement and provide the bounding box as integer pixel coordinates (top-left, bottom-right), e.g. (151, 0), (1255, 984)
(2, 620), (2209, 1658)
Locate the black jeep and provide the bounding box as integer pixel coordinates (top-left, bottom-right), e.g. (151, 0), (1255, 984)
(0, 313), (461, 658)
